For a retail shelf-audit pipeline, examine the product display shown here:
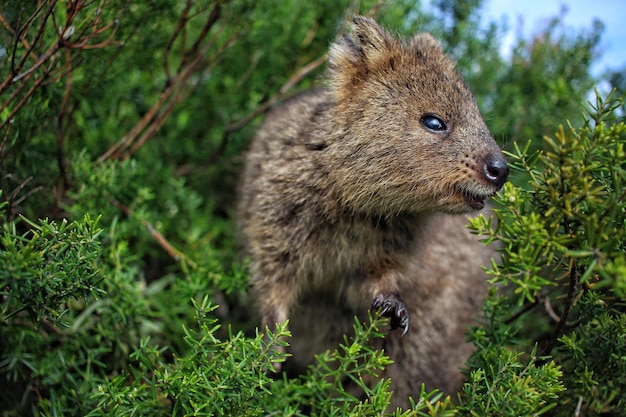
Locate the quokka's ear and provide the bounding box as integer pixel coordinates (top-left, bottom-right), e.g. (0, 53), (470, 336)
(347, 16), (394, 63)
(410, 33), (445, 59)
(409, 32), (456, 72)
(327, 16), (396, 100)
(411, 33), (443, 54)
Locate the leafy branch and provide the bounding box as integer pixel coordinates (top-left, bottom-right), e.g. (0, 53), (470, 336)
(98, 0), (236, 162)
(0, 0), (126, 131)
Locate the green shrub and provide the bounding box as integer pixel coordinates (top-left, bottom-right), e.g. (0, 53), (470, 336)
(467, 91), (626, 416)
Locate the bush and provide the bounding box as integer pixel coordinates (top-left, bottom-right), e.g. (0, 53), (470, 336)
(467, 91), (626, 416)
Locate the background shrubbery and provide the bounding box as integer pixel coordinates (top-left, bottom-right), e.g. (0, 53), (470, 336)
(1, 0), (624, 415)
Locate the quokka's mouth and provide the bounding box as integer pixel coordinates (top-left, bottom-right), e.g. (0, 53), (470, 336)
(462, 189), (494, 210)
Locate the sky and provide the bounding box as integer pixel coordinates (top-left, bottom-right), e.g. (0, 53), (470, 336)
(480, 0), (626, 76)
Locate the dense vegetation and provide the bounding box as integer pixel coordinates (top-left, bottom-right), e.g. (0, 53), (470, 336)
(1, 0), (624, 415)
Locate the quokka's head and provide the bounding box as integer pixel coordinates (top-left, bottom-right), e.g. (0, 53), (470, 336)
(326, 16), (508, 215)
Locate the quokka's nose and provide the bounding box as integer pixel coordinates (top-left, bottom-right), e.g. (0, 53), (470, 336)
(483, 154), (509, 189)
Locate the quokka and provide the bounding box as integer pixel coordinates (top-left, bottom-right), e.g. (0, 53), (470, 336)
(237, 15), (508, 408)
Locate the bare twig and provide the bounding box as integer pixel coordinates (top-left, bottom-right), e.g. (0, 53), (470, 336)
(1, 62), (53, 130)
(163, 0), (194, 83)
(0, 119), (11, 156)
(3, 175), (43, 222)
(0, 0), (129, 221)
(0, 0), (126, 134)
(223, 52), (328, 135)
(56, 48), (74, 192)
(7, 2), (55, 86)
(544, 296), (562, 323)
(541, 258), (579, 357)
(574, 396), (583, 417)
(112, 200), (196, 268)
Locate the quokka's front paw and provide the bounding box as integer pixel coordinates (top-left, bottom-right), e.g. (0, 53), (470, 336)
(371, 293), (410, 335)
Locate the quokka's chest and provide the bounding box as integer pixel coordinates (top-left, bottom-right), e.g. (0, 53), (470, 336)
(297, 218), (419, 294)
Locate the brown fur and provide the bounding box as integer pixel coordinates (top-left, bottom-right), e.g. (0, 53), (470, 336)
(237, 16), (508, 408)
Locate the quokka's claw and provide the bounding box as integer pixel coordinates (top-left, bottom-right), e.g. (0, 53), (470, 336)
(372, 293), (410, 334)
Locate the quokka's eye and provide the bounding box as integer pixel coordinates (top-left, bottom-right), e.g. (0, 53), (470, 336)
(420, 114), (447, 132)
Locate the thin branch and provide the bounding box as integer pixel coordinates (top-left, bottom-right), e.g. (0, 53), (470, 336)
(112, 200), (196, 268)
(181, 1), (221, 69)
(0, 118), (12, 152)
(10, 38), (62, 83)
(574, 396), (583, 417)
(540, 258), (579, 357)
(119, 39), (232, 161)
(163, 0), (194, 83)
(56, 48), (74, 192)
(123, 95), (180, 159)
(0, 62), (52, 131)
(1, 0), (125, 134)
(224, 52), (327, 134)
(3, 175), (43, 222)
(0, 72), (31, 115)
(9, 1), (56, 84)
(0, 9), (39, 64)
(41, 54), (84, 86)
(97, 79), (178, 162)
(177, 49), (327, 176)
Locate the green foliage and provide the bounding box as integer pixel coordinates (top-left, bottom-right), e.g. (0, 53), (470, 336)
(87, 297), (289, 416)
(485, 16), (602, 147)
(468, 91), (626, 416)
(473, 91), (626, 304)
(557, 292), (626, 414)
(0, 214), (105, 326)
(260, 314), (458, 417)
(460, 289), (566, 416)
(87, 308), (457, 416)
(462, 346), (564, 415)
(1, 0), (624, 415)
